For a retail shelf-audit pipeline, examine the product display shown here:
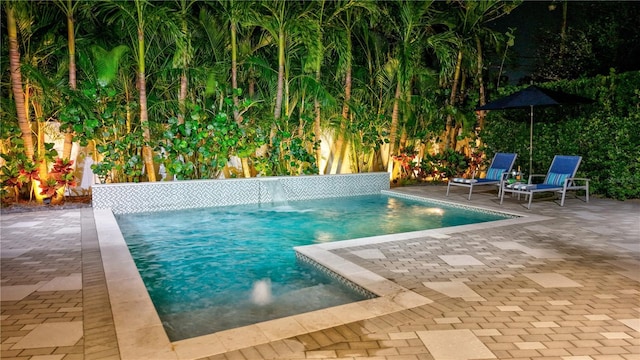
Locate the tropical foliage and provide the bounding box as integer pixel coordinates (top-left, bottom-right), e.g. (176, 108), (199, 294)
(1, 0), (639, 202)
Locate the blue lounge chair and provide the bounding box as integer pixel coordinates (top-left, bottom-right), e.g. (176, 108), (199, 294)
(500, 155), (589, 209)
(446, 152), (517, 200)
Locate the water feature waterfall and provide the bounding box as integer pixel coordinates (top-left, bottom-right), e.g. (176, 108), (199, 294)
(262, 178), (288, 206)
(251, 279), (273, 305)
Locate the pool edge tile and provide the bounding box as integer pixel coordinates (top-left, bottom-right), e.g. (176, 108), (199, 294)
(172, 333), (227, 360)
(256, 316), (308, 341)
(95, 209), (175, 360)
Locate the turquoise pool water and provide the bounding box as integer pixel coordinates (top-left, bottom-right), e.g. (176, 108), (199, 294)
(116, 194), (508, 340)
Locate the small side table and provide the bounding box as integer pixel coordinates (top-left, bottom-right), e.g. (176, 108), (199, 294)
(500, 171), (525, 199)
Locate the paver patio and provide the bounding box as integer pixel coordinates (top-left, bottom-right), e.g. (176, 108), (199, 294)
(1, 185), (638, 360)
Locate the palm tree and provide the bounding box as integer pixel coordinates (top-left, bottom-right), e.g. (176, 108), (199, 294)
(133, 0), (156, 181)
(323, 0), (377, 174)
(249, 1), (316, 117)
(309, 0), (328, 172)
(253, 0), (290, 122)
(97, 0), (176, 182)
(444, 0), (520, 150)
(212, 0), (244, 122)
(212, 0), (256, 177)
(348, 19), (391, 173)
(6, 4), (35, 162)
(6, 2), (68, 200)
(384, 0), (445, 177)
(54, 0), (80, 160)
(243, 0), (319, 175)
(171, 0), (196, 126)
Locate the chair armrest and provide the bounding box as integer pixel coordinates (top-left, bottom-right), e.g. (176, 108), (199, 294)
(568, 177), (589, 182)
(566, 177), (590, 188)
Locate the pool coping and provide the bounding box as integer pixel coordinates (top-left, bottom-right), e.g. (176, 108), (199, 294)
(93, 191), (551, 360)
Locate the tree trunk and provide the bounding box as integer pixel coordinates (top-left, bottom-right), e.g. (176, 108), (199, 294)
(230, 22), (253, 178)
(399, 125), (407, 153)
(449, 72), (467, 151)
(328, 27), (352, 175)
(37, 118), (48, 177)
(475, 35), (487, 132)
(398, 87), (413, 153)
(444, 50), (463, 150)
(329, 54), (352, 175)
(34, 97), (49, 203)
(273, 28), (285, 120)
(560, 1), (568, 55)
(177, 10), (189, 126)
(313, 6), (324, 174)
(6, 6), (35, 161)
(248, 75), (255, 98)
(62, 1), (76, 160)
(314, 72), (323, 173)
(231, 21), (241, 124)
(178, 71), (188, 125)
(267, 27), (286, 151)
(138, 27), (156, 182)
(386, 80), (402, 175)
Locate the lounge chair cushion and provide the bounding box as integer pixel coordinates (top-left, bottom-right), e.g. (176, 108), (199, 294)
(486, 168), (505, 180)
(452, 178), (478, 184)
(535, 183), (563, 190)
(547, 172), (569, 186)
(506, 183), (537, 191)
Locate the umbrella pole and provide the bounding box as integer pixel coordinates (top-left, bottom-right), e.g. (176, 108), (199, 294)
(529, 105), (533, 176)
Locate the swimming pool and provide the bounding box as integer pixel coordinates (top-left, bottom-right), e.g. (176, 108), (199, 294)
(116, 193), (510, 340)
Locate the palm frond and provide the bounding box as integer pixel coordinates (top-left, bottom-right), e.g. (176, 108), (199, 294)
(90, 45), (130, 87)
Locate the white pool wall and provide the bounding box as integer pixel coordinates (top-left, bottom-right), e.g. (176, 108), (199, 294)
(92, 172), (390, 214)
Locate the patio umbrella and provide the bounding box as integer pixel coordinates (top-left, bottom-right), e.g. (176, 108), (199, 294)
(476, 85), (593, 175)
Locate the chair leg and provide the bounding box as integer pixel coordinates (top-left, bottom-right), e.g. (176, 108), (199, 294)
(527, 193), (533, 209)
(585, 183), (589, 203)
(500, 188), (505, 205)
(468, 185), (473, 201)
(446, 182), (451, 197)
(560, 191), (566, 207)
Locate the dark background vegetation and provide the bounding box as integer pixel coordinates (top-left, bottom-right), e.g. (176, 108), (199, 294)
(489, 1), (640, 84)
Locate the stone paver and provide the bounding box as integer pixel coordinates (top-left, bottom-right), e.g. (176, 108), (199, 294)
(1, 186), (639, 360)
(1, 208), (119, 360)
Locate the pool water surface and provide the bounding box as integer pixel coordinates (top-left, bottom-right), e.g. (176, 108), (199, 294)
(116, 194), (508, 340)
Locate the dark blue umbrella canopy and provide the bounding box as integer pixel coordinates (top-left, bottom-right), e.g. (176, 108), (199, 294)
(476, 85), (593, 175)
(476, 85), (593, 110)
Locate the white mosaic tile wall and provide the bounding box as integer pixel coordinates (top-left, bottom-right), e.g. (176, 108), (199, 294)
(92, 173), (390, 214)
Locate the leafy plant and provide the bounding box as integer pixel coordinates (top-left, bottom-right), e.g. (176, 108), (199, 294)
(392, 151), (418, 181)
(33, 158), (77, 203)
(467, 148), (485, 177)
(256, 129), (318, 176)
(1, 158), (38, 202)
(0, 138), (39, 202)
(419, 148), (470, 182)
